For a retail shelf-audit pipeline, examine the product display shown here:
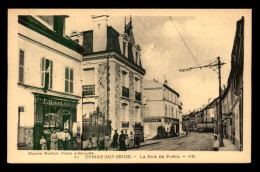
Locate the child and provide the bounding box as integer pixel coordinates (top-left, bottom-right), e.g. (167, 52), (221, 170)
(40, 136), (47, 150)
(213, 135), (219, 151)
(87, 137), (92, 150)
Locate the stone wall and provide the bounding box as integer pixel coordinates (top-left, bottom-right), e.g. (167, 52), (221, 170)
(114, 64), (121, 130)
(129, 71), (135, 130)
(97, 63), (108, 120)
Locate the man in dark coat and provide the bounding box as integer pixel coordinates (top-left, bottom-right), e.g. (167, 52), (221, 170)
(119, 130), (126, 151)
(113, 130), (119, 148)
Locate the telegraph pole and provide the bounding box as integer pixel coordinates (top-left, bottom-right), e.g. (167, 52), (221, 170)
(179, 57), (225, 147)
(217, 57), (224, 147)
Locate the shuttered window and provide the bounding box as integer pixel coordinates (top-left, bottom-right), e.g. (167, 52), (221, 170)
(19, 50), (24, 83)
(65, 67), (74, 93)
(41, 57), (53, 89)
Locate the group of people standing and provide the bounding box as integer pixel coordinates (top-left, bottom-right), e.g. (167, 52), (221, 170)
(40, 129), (73, 150)
(83, 133), (111, 151)
(112, 130), (140, 151)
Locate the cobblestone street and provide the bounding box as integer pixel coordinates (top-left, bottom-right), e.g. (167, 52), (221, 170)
(132, 132), (215, 151)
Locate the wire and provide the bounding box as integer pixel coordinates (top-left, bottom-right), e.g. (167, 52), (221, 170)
(169, 16), (208, 100)
(133, 17), (180, 69)
(169, 16), (200, 66)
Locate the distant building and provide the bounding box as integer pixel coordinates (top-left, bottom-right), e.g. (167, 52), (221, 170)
(197, 98), (218, 132)
(12, 15), (84, 150)
(79, 15), (146, 141)
(142, 79), (182, 139)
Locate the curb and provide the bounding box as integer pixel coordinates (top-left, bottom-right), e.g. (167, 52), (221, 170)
(127, 141), (160, 150)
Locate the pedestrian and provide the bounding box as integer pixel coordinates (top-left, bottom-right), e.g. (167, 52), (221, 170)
(134, 134), (140, 148)
(213, 135), (219, 151)
(40, 135), (47, 150)
(82, 138), (88, 150)
(63, 129), (71, 150)
(125, 130), (129, 148)
(57, 129), (64, 150)
(129, 131), (134, 148)
(91, 134), (98, 150)
(98, 134), (105, 150)
(87, 137), (92, 150)
(50, 130), (58, 150)
(119, 130), (126, 151)
(44, 131), (51, 150)
(104, 133), (110, 151)
(113, 130), (119, 148)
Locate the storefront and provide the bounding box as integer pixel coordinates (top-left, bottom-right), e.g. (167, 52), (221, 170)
(143, 117), (179, 139)
(33, 93), (79, 150)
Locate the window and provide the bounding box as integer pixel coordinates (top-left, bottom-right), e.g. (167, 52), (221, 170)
(41, 57), (53, 89)
(65, 67), (74, 93)
(19, 50), (25, 83)
(122, 70), (128, 87)
(123, 42), (126, 56)
(171, 107), (174, 118)
(165, 104), (167, 116)
(136, 51), (139, 64)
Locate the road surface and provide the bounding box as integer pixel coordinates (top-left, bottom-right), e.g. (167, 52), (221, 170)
(132, 132), (215, 151)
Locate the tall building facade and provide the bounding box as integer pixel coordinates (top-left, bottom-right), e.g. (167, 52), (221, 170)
(142, 79), (182, 139)
(9, 15), (84, 150)
(79, 15), (146, 140)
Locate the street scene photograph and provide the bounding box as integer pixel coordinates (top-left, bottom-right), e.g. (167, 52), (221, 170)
(8, 9), (250, 155)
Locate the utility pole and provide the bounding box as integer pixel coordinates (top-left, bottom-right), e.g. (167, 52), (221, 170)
(217, 56), (224, 147)
(179, 57), (225, 147)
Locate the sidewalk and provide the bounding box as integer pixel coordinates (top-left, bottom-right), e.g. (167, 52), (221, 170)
(218, 139), (238, 151)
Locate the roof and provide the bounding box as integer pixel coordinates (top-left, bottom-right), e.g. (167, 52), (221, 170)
(82, 26), (121, 55)
(18, 15), (85, 54)
(201, 97), (219, 111)
(143, 79), (180, 97)
(82, 24), (145, 74)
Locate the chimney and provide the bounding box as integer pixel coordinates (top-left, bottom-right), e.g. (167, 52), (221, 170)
(53, 15), (68, 37)
(91, 15), (109, 52)
(164, 80), (168, 85)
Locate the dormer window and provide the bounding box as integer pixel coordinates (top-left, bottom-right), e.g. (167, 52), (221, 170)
(136, 51), (139, 64)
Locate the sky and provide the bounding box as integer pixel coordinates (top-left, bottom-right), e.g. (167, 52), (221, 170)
(64, 9), (248, 114)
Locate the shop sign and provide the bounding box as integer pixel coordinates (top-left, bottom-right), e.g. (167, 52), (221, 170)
(35, 96), (77, 107)
(164, 118), (179, 125)
(122, 122), (129, 128)
(143, 118), (161, 123)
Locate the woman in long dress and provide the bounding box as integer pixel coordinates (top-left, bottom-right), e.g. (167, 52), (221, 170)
(98, 134), (105, 150)
(91, 134), (98, 150)
(87, 138), (92, 150)
(40, 136), (47, 150)
(64, 129), (71, 150)
(50, 130), (58, 150)
(125, 130), (129, 149)
(104, 133), (110, 151)
(119, 130), (126, 151)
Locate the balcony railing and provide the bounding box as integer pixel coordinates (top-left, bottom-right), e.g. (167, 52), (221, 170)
(82, 85), (95, 96)
(122, 86), (129, 98)
(135, 91), (141, 101)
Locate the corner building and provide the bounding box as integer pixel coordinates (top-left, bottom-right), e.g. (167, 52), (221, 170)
(10, 15), (84, 150)
(80, 16), (146, 141)
(142, 79), (182, 139)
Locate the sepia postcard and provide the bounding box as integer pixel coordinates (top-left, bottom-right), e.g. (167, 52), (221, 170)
(7, 9), (252, 163)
